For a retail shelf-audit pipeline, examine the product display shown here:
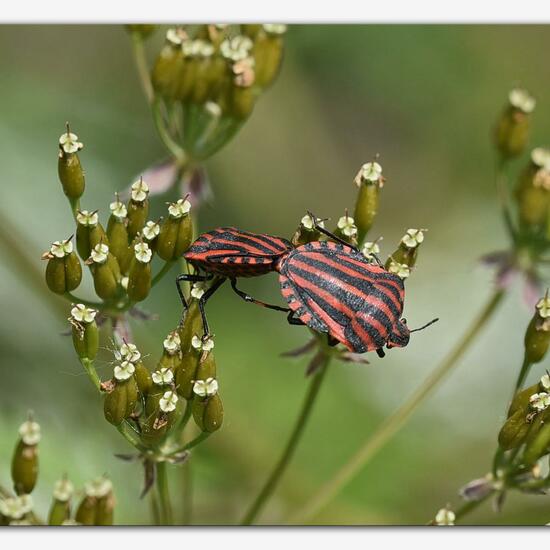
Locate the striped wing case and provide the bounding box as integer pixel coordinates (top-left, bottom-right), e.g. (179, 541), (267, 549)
(184, 227), (293, 277)
(277, 240), (405, 353)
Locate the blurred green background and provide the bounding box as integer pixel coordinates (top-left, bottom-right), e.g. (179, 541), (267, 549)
(1, 24), (550, 525)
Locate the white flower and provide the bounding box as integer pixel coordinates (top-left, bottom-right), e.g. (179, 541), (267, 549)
(159, 390), (178, 413)
(0, 495), (33, 519)
(143, 220), (160, 241)
(191, 282), (206, 300)
(262, 24), (287, 35)
(121, 276), (129, 290)
(76, 210), (99, 227)
(163, 332), (181, 354)
(50, 239), (73, 258)
(536, 295), (550, 319)
(193, 377), (219, 398)
(530, 392), (550, 411)
(134, 242), (152, 263)
(114, 360), (135, 381)
(337, 215), (358, 238)
(118, 342), (141, 363)
(109, 197), (127, 219)
(19, 420), (41, 446)
(220, 35), (253, 62)
(401, 228), (425, 249)
(358, 161), (383, 184)
(300, 214), (324, 231)
(509, 87), (536, 114)
(70, 304), (97, 324)
(53, 478), (74, 502)
(152, 367), (174, 386)
(192, 39), (214, 57)
(131, 179), (149, 202)
(434, 507), (455, 526)
(362, 241), (381, 260)
(388, 259), (410, 279)
(541, 374), (550, 391)
(59, 131), (83, 154)
(205, 101), (222, 118)
(168, 198), (191, 219)
(191, 334), (214, 353)
(166, 28), (183, 45)
(531, 148), (550, 170)
(90, 243), (109, 264)
(85, 477), (112, 498)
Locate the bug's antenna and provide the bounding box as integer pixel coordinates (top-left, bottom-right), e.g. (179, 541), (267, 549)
(410, 318), (439, 333)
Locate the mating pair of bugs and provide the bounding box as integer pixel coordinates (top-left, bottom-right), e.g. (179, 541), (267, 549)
(177, 215), (437, 358)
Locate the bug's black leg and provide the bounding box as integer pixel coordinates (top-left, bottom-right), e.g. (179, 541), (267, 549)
(376, 348), (386, 358)
(307, 210), (360, 252)
(327, 335), (339, 347)
(176, 273), (214, 325)
(230, 278), (291, 313)
(198, 277), (226, 336)
(286, 310), (305, 326)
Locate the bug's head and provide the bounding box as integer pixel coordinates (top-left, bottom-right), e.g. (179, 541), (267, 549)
(387, 317), (439, 349)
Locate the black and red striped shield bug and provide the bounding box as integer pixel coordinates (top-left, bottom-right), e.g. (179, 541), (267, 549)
(177, 227), (294, 335)
(275, 215), (438, 357)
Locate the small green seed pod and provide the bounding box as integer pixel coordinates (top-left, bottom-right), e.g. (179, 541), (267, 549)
(333, 213), (358, 247)
(107, 195), (130, 266)
(494, 88), (535, 159)
(525, 295), (550, 364)
(522, 407), (550, 465)
(192, 378), (223, 432)
(48, 477), (74, 525)
(87, 243), (120, 300)
(292, 214), (324, 246)
(76, 477), (113, 526)
(76, 210), (108, 261)
(253, 25), (286, 89)
(175, 353), (200, 399)
(388, 229), (425, 270)
(157, 332), (182, 372)
(140, 389), (179, 445)
(157, 198), (193, 261)
(75, 495), (96, 525)
(58, 129), (85, 199)
(142, 220), (161, 253)
(11, 419), (40, 495)
(95, 490), (115, 526)
(353, 162), (384, 243)
(127, 242), (153, 302)
(508, 383), (539, 417)
(70, 304), (99, 361)
(103, 362), (138, 425)
(152, 29), (187, 99)
(178, 300), (203, 353)
(44, 238), (82, 294)
(498, 408), (531, 450)
(134, 361), (152, 397)
(127, 179), (150, 240)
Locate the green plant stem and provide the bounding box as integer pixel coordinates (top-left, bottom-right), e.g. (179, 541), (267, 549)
(513, 356), (532, 392)
(454, 490), (495, 523)
(152, 98), (188, 166)
(182, 462), (193, 525)
(117, 422), (147, 452)
(180, 431), (211, 452)
(130, 31), (154, 104)
(241, 356), (331, 525)
(80, 358), (101, 390)
(152, 261), (175, 287)
(149, 488), (161, 526)
(290, 288), (505, 524)
(68, 197), (80, 221)
(495, 157), (516, 243)
(156, 461), (173, 525)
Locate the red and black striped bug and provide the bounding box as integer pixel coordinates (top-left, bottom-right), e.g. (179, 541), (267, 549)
(177, 227), (294, 335)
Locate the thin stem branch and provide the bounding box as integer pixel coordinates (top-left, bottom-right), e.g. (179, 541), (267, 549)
(149, 488), (161, 526)
(80, 358), (101, 391)
(241, 355), (331, 525)
(454, 490), (495, 523)
(152, 98), (188, 166)
(513, 356), (532, 393)
(181, 462), (193, 525)
(290, 288), (505, 524)
(495, 157), (516, 243)
(130, 31), (154, 104)
(64, 292), (104, 309)
(156, 461), (173, 525)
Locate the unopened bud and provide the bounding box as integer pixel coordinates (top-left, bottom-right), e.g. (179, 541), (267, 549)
(253, 25), (286, 89)
(292, 214), (325, 246)
(44, 238), (82, 294)
(58, 128), (85, 199)
(127, 242), (152, 302)
(192, 391), (224, 432)
(48, 477), (74, 525)
(70, 304), (99, 361)
(386, 259), (411, 280)
(524, 293), (550, 363)
(103, 366), (138, 425)
(76, 210), (108, 261)
(134, 361), (152, 397)
(334, 213), (358, 246)
(11, 418), (40, 495)
(88, 243), (121, 300)
(157, 198), (193, 261)
(127, 179), (150, 240)
(0, 494), (33, 522)
(107, 194), (130, 269)
(353, 162), (384, 242)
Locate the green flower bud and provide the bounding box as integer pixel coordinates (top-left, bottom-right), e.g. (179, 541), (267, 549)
(48, 477), (74, 525)
(178, 301), (204, 354)
(522, 408), (550, 466)
(127, 242), (152, 302)
(152, 28), (187, 100)
(525, 294), (550, 363)
(387, 229), (425, 270)
(386, 259), (411, 280)
(70, 304), (99, 361)
(0, 494), (33, 523)
(175, 353), (200, 399)
(134, 361), (152, 397)
(125, 24), (156, 39)
(127, 179), (150, 240)
(292, 214), (325, 246)
(494, 88), (535, 159)
(140, 388), (179, 444)
(76, 477), (112, 526)
(353, 162), (384, 242)
(76, 210), (108, 261)
(157, 198), (193, 261)
(58, 128), (85, 199)
(43, 238), (82, 294)
(87, 243), (121, 300)
(253, 25), (286, 89)
(107, 194), (130, 267)
(157, 331), (182, 372)
(95, 488), (115, 526)
(142, 220), (161, 252)
(192, 378), (223, 432)
(498, 407), (531, 450)
(189, 42), (218, 105)
(223, 58), (256, 119)
(507, 383), (539, 417)
(361, 240), (382, 264)
(333, 213), (358, 247)
(74, 495), (95, 525)
(11, 418), (40, 495)
(103, 362), (138, 425)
